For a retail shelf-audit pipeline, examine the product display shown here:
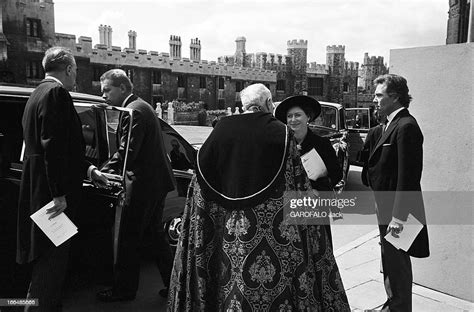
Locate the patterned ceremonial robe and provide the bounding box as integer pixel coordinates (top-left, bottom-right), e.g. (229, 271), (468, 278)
(168, 113), (350, 311)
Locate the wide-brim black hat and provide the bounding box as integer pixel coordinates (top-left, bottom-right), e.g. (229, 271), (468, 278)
(274, 95), (321, 123)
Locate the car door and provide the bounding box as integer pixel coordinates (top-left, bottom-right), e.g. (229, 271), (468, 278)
(158, 119), (197, 246)
(0, 93), (30, 297)
(70, 104), (133, 282)
(346, 107), (372, 166)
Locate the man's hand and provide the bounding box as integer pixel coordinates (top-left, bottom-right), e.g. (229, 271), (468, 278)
(47, 196), (67, 220)
(91, 168), (109, 188)
(92, 103), (109, 110)
(387, 220), (404, 238)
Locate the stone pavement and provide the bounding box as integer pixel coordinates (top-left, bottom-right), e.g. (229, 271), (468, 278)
(334, 229), (474, 312)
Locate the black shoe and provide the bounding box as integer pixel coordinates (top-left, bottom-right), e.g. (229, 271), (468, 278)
(158, 288), (169, 298)
(96, 288), (136, 302)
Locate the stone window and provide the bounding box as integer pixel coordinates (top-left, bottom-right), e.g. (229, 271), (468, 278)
(343, 82), (349, 92)
(199, 76), (206, 89)
(152, 70), (161, 84)
(26, 61), (42, 79)
(178, 75), (186, 88)
(308, 78), (323, 96)
(26, 18), (41, 37)
(218, 77), (225, 90)
(235, 81), (243, 92)
(277, 80), (286, 91)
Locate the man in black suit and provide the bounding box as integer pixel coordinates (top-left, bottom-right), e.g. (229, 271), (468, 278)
(96, 69), (175, 302)
(363, 74), (429, 311)
(17, 47), (108, 311)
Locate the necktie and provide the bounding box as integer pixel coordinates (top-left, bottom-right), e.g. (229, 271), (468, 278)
(382, 118), (388, 133)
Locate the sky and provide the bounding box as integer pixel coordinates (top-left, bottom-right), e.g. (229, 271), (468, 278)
(54, 0), (449, 66)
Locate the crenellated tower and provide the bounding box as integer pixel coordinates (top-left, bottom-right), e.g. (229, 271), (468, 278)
(287, 39), (308, 95)
(234, 36), (246, 67)
(359, 52), (387, 93)
(326, 45), (345, 104)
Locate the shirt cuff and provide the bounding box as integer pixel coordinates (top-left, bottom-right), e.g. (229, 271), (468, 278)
(392, 217), (406, 224)
(87, 165), (97, 180)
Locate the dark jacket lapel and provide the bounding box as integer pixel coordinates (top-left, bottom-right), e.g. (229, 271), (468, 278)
(369, 109), (409, 160)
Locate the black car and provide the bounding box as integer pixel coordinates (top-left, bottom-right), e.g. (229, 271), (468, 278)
(0, 85), (195, 297)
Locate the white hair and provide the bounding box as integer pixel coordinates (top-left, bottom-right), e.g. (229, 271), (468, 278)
(240, 83), (272, 111)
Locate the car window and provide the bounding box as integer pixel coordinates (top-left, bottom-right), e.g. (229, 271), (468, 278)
(346, 108), (371, 130)
(74, 104), (133, 180)
(105, 110), (120, 156)
(312, 105), (337, 130)
(159, 120), (196, 170)
(75, 105), (110, 167)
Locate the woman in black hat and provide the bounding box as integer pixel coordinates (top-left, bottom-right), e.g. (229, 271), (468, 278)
(275, 95), (343, 247)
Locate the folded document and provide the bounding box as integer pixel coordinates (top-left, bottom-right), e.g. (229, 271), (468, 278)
(30, 201), (78, 247)
(384, 213), (423, 252)
(300, 148), (328, 181)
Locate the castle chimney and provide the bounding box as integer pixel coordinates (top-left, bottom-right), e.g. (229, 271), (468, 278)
(99, 24), (105, 45)
(190, 37), (201, 61)
(104, 25), (109, 47)
(107, 26), (113, 48)
(169, 35), (182, 59)
(128, 30), (137, 50)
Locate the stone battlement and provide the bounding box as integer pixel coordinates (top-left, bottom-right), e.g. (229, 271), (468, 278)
(363, 52), (384, 65)
(307, 62), (328, 74)
(326, 45), (345, 54)
(344, 61), (359, 71)
(287, 39), (308, 49)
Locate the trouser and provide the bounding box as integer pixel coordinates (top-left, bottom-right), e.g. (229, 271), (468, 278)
(113, 193), (174, 295)
(25, 242), (70, 312)
(378, 225), (413, 312)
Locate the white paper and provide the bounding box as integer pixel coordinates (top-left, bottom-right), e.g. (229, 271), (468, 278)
(384, 213), (424, 252)
(300, 148), (328, 181)
(30, 201), (78, 247)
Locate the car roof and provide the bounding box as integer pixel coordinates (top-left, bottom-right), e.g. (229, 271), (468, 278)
(318, 101), (343, 109)
(0, 84), (104, 103)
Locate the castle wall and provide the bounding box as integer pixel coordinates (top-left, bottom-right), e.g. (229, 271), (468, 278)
(2, 2), (361, 108)
(2, 0), (55, 84)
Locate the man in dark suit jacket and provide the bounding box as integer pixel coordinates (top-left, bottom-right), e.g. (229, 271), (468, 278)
(17, 47), (107, 311)
(363, 74), (429, 312)
(96, 69), (175, 302)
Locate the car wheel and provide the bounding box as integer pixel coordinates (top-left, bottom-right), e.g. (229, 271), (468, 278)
(165, 216), (183, 247)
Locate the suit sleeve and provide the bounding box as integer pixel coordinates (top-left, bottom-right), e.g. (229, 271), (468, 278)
(359, 127), (377, 187)
(392, 122), (423, 221)
(40, 87), (72, 197)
